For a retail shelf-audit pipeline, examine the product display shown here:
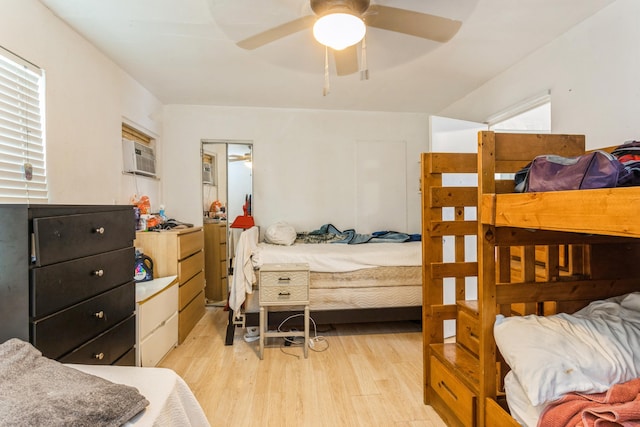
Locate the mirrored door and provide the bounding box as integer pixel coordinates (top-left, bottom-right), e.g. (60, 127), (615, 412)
(201, 139), (253, 304)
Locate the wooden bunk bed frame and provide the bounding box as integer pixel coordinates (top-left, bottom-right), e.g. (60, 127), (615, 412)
(422, 131), (640, 427)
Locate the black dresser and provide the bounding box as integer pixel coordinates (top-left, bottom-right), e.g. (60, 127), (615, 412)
(0, 204), (137, 365)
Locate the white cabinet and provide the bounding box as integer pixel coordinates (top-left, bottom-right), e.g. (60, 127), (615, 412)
(136, 276), (179, 367)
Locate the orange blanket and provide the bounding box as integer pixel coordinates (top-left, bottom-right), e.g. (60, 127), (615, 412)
(538, 378), (640, 426)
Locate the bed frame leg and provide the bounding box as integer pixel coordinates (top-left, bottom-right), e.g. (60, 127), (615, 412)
(225, 309), (236, 345)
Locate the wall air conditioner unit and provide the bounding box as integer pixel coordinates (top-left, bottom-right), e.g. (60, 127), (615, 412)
(202, 161), (214, 184)
(123, 138), (156, 177)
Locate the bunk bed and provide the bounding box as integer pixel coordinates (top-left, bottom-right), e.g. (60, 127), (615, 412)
(422, 131), (640, 427)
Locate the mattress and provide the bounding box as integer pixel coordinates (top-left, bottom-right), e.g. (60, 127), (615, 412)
(251, 241), (422, 272)
(244, 265), (422, 313)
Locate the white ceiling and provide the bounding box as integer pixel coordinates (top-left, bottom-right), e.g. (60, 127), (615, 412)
(38, 0), (615, 113)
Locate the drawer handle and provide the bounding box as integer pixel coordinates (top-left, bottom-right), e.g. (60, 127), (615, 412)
(438, 380), (458, 401)
(278, 292), (291, 296)
(278, 277), (291, 281)
(93, 226), (105, 234)
(93, 352), (105, 360)
(93, 269), (104, 277)
(94, 310), (105, 319)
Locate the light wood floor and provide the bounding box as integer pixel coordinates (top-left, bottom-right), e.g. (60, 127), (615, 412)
(159, 307), (447, 427)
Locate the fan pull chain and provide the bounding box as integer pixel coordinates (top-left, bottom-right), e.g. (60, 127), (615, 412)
(323, 45), (330, 96)
(360, 35), (369, 81)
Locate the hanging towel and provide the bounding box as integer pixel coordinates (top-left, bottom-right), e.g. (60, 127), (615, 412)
(228, 226), (259, 313)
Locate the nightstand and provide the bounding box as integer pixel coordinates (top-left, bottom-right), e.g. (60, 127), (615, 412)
(259, 263), (310, 359)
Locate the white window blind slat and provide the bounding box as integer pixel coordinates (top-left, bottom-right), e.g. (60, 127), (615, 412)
(0, 46), (46, 203)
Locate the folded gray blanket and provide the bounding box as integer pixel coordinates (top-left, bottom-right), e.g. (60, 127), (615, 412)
(0, 338), (149, 426)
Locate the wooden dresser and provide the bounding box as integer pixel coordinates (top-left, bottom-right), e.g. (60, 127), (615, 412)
(0, 204), (137, 365)
(204, 221), (228, 303)
(135, 227), (205, 343)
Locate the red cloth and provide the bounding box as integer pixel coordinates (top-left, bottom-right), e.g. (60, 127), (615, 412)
(538, 378), (640, 427)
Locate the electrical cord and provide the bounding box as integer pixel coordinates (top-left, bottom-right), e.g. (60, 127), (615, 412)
(276, 313), (329, 354)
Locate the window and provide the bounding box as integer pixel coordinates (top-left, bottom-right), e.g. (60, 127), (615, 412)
(487, 92), (551, 133)
(0, 46), (46, 203)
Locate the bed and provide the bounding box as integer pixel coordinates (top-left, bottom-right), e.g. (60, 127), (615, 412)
(0, 338), (210, 426)
(495, 292), (640, 426)
(421, 131), (640, 427)
(225, 223), (422, 345)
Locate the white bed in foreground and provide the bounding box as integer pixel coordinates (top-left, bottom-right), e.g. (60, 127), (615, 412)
(0, 337), (209, 427)
(71, 364), (210, 427)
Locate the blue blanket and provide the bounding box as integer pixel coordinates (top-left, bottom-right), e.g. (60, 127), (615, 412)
(298, 223), (420, 244)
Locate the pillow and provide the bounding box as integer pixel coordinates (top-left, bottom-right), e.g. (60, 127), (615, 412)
(264, 222), (296, 246)
(494, 295), (640, 407)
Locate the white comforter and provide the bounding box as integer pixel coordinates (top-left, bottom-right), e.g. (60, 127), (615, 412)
(494, 291), (640, 425)
(251, 240), (422, 272)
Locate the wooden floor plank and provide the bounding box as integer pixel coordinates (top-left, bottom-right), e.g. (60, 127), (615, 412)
(159, 307), (447, 427)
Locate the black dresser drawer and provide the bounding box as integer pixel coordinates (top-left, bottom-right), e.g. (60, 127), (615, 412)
(30, 247), (135, 318)
(58, 315), (135, 365)
(33, 210), (135, 266)
(31, 282), (135, 360)
(113, 347), (136, 366)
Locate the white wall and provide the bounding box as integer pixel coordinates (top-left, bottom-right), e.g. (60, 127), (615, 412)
(1, 0), (163, 207)
(162, 105), (428, 234)
(440, 0), (640, 150)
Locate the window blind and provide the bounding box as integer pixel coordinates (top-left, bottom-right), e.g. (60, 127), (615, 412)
(0, 47), (47, 203)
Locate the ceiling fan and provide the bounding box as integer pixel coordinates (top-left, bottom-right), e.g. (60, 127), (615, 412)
(235, 0), (463, 77)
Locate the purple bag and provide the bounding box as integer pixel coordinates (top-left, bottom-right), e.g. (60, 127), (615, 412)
(517, 150), (624, 192)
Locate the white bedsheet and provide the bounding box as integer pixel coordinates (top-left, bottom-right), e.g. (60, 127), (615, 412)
(251, 241), (422, 272)
(68, 364), (210, 427)
(495, 292), (640, 407)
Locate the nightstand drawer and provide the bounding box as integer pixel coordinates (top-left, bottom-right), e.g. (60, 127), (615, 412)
(260, 270), (308, 287)
(260, 285), (308, 303)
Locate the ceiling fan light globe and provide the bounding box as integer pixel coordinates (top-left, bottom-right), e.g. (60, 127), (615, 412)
(313, 13), (366, 51)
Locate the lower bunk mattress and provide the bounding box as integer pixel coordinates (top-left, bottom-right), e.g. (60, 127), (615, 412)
(244, 265), (422, 313)
(495, 291), (640, 426)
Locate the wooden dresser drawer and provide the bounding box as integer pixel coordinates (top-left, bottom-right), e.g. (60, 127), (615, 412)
(179, 270), (205, 311)
(139, 283), (178, 339)
(58, 315), (135, 365)
(217, 225), (227, 243)
(430, 356), (476, 427)
(178, 250), (204, 283)
(457, 309), (480, 357)
(30, 247), (134, 318)
(178, 229), (204, 259)
(179, 290), (205, 343)
(32, 209), (135, 266)
(32, 282), (135, 360)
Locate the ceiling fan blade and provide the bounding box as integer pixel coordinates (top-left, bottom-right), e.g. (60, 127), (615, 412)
(236, 15), (316, 50)
(366, 5), (462, 43)
(333, 45), (359, 76)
